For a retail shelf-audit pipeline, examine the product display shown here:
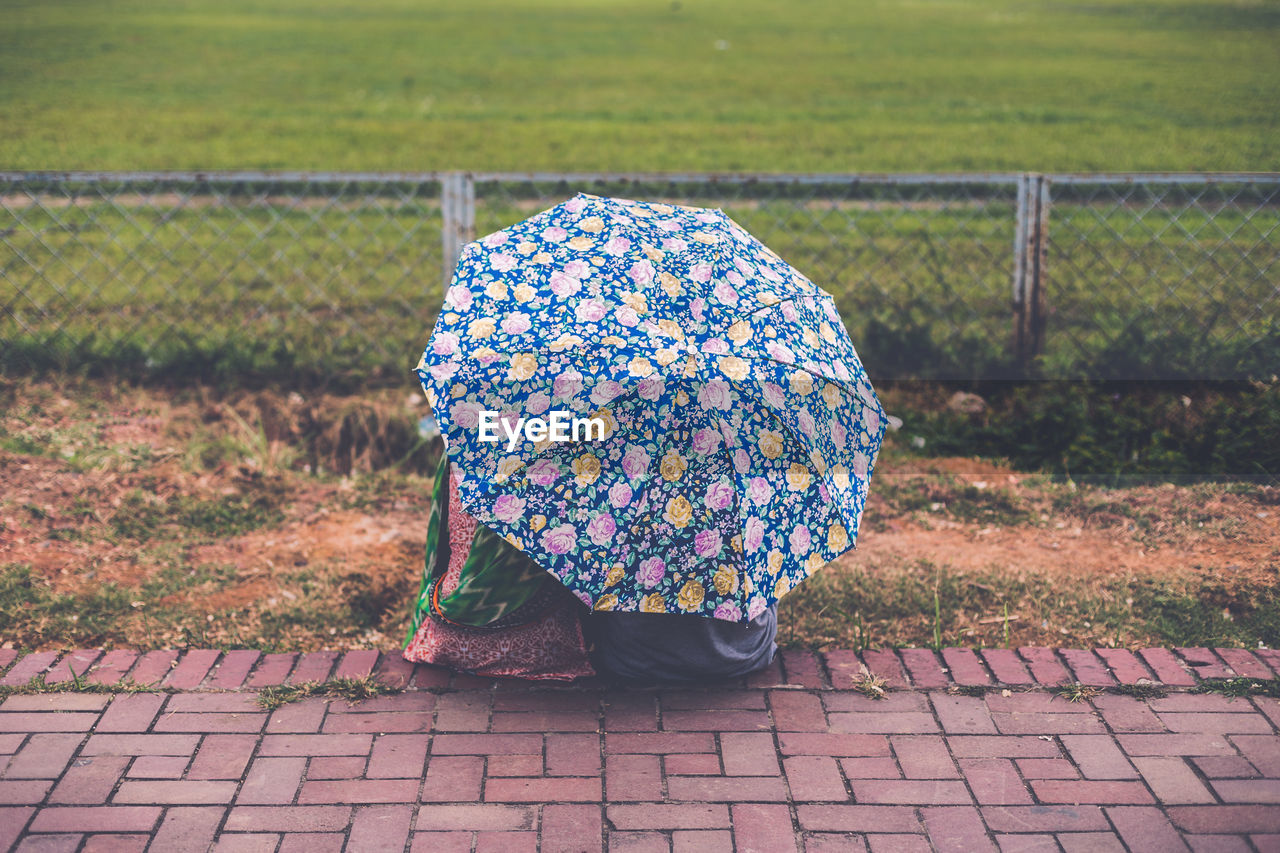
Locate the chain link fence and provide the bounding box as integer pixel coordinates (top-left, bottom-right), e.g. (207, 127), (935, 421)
(2, 171), (1276, 385)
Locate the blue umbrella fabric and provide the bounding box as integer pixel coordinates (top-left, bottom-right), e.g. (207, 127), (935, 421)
(414, 193), (886, 622)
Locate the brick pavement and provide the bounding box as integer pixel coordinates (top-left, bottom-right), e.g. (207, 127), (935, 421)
(1, 646), (1279, 851)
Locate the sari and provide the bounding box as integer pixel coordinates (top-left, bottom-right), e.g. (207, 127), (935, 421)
(402, 455), (596, 681)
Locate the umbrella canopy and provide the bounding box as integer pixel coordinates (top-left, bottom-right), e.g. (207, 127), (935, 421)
(414, 193), (886, 621)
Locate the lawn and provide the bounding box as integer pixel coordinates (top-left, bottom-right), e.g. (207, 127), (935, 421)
(1, 0), (1276, 172)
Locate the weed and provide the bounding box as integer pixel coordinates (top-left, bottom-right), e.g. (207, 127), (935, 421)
(1108, 682), (1169, 700)
(255, 675), (401, 711)
(1191, 677), (1280, 699)
(0, 672), (170, 699)
(1056, 682), (1103, 703)
(948, 684), (992, 698)
(848, 664), (890, 700)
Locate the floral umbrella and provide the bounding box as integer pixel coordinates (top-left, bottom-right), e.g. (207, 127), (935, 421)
(414, 193), (886, 621)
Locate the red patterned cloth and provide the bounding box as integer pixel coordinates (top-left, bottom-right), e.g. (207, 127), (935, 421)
(403, 467), (596, 682)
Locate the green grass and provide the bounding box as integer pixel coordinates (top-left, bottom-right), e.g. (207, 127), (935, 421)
(1, 0), (1275, 172)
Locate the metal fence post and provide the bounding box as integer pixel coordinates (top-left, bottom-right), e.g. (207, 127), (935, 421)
(1013, 173), (1049, 371)
(441, 172), (476, 293)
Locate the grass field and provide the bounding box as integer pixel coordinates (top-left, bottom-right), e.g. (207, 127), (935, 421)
(2, 0), (1277, 172)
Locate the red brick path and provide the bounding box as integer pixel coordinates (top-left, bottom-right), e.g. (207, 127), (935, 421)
(1, 646), (1279, 851)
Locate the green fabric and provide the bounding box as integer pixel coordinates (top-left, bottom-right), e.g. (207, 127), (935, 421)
(404, 452), (555, 644)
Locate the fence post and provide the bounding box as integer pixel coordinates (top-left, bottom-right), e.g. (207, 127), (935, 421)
(1013, 173), (1049, 372)
(441, 172), (476, 293)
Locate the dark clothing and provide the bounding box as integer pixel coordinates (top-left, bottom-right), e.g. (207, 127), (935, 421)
(584, 607), (777, 683)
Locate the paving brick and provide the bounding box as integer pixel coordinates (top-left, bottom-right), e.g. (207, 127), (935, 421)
(1018, 648), (1069, 686)
(1094, 649), (1156, 685)
(0, 712), (97, 732)
(114, 780), (238, 804)
(769, 691), (827, 732)
(82, 835), (150, 852)
(1184, 836), (1251, 853)
(1058, 649), (1115, 686)
(1107, 805), (1192, 852)
(328, 693), (435, 714)
(825, 650), (869, 691)
(1060, 734), (1137, 779)
(421, 755), (483, 802)
(606, 753), (662, 801)
(942, 649), (993, 686)
(673, 829), (733, 852)
(433, 733), (543, 755)
(979, 805), (1109, 832)
(1249, 697), (1280, 730)
(258, 733), (371, 756)
(546, 732), (599, 776)
(188, 734), (258, 780)
(900, 649), (949, 688)
(367, 733), (428, 779)
(781, 650), (827, 689)
(288, 651), (339, 685)
(322, 710), (432, 733)
(332, 650), (381, 681)
(1176, 648), (1234, 680)
(1157, 712), (1273, 734)
(1191, 755), (1259, 778)
(1250, 835), (1280, 852)
(15, 833), (80, 852)
(840, 757), (901, 780)
(1210, 779), (1280, 803)
(1137, 648), (1196, 686)
(373, 653), (415, 689)
(603, 694), (658, 732)
(979, 650), (1034, 686)
(150, 806), (224, 851)
(278, 834), (344, 853)
(779, 733), (891, 757)
(542, 804), (602, 853)
(126, 650), (178, 687)
(414, 803), (537, 830)
(44, 649), (101, 684)
(1030, 779), (1155, 804)
(207, 650), (260, 689)
(28, 806), (163, 833)
(347, 804), (413, 853)
(721, 731), (781, 776)
(237, 757), (305, 805)
(746, 656), (786, 689)
(922, 805), (997, 853)
(733, 803), (800, 853)
(487, 776), (601, 802)
(958, 759), (1033, 805)
(1230, 734), (1280, 776)
(866, 834), (930, 852)
(299, 779), (418, 803)
(212, 833), (282, 852)
(930, 694), (998, 735)
(608, 803), (730, 830)
(828, 713), (938, 735)
(48, 755), (129, 804)
(307, 756), (367, 779)
(475, 830), (538, 853)
(166, 694), (261, 714)
(796, 805), (921, 833)
(1091, 693), (1165, 733)
(891, 736), (958, 779)
(1117, 734), (1235, 756)
(667, 775), (788, 802)
(665, 753), (721, 775)
(0, 779), (53, 804)
(95, 694), (166, 733)
(5, 733), (83, 778)
(861, 650), (909, 689)
(1, 652), (58, 686)
(224, 806), (353, 832)
(0, 733), (24, 753)
(849, 779), (971, 805)
(983, 693), (1090, 714)
(1015, 758), (1078, 779)
(0, 807), (33, 853)
(82, 734), (201, 756)
(1169, 805), (1280, 834)
(783, 756), (848, 801)
(486, 753), (542, 778)
(1056, 832), (1124, 852)
(991, 711), (1105, 735)
(661, 691), (765, 711)
(247, 653), (297, 688)
(3, 694), (110, 713)
(153, 712), (268, 734)
(662, 709), (770, 731)
(804, 833), (869, 852)
(1131, 757), (1215, 804)
(265, 697), (327, 734)
(824, 693), (928, 714)
(127, 755), (190, 778)
(949, 736), (1060, 759)
(607, 732), (716, 754)
(164, 649), (220, 689)
(607, 832), (670, 852)
(0, 650), (16, 674)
